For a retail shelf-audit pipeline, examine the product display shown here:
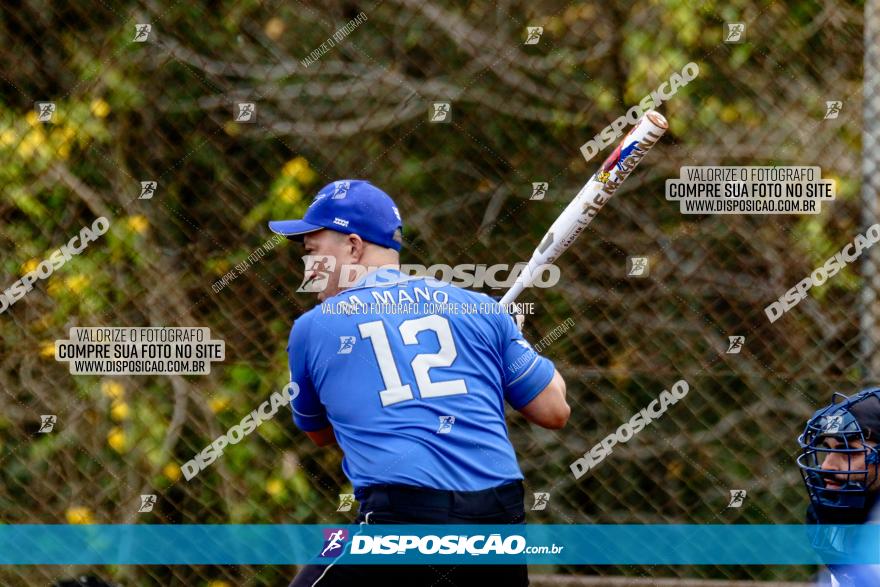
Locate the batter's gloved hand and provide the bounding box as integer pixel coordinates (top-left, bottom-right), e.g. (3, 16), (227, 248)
(493, 297), (525, 332)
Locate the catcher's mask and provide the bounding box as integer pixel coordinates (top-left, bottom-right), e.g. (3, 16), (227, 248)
(797, 388), (880, 510)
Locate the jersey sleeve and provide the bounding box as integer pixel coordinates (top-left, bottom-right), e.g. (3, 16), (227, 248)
(496, 305), (556, 410)
(287, 317), (331, 432)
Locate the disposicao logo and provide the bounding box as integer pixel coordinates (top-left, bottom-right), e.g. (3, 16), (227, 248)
(320, 528), (349, 558)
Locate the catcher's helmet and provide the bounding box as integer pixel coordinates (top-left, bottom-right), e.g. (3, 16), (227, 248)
(797, 388), (880, 511)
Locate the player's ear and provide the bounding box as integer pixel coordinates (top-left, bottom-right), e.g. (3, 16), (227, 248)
(346, 233), (365, 261)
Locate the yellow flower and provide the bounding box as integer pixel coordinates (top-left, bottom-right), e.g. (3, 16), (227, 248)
(278, 185), (301, 203)
(110, 400), (130, 421)
(60, 126), (76, 142)
(17, 139), (34, 159)
(209, 397), (230, 413)
(107, 427), (127, 453)
(223, 121), (240, 136)
(90, 98), (110, 118)
(21, 258), (40, 274)
(39, 342), (56, 358)
(163, 463), (181, 482)
(282, 157), (317, 184)
(126, 215), (149, 234)
(720, 106), (738, 123)
(53, 126), (76, 159)
(0, 129), (16, 146)
(212, 259), (231, 276)
(25, 111), (39, 126)
(265, 17), (285, 40)
(101, 380), (124, 399)
(266, 478), (284, 497)
(65, 274), (89, 294)
(208, 581), (232, 587)
(282, 157), (305, 177)
(66, 506), (95, 524)
(16, 129), (45, 159)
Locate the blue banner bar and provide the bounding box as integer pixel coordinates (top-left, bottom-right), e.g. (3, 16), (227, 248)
(0, 525), (877, 565)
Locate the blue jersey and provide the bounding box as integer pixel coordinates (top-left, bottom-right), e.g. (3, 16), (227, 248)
(286, 268), (556, 492)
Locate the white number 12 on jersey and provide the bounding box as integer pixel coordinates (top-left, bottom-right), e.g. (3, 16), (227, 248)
(358, 315), (468, 407)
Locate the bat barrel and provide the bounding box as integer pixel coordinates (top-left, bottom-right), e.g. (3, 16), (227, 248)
(499, 283), (524, 306)
(501, 110), (668, 305)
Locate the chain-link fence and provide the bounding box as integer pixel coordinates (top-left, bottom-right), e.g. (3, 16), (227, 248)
(0, 0), (870, 585)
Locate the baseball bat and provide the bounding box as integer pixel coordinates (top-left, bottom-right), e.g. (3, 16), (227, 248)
(500, 110), (668, 306)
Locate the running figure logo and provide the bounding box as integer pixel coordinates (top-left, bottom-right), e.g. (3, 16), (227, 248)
(337, 494), (355, 512)
(531, 492), (550, 511)
(724, 23), (745, 43)
(139, 181), (157, 200)
(298, 255), (336, 293)
(38, 415), (57, 433)
(726, 336), (745, 354)
(329, 181), (351, 199)
(437, 416), (456, 434)
(727, 489), (747, 508)
(821, 415), (844, 434)
(337, 336), (355, 355)
(133, 24), (152, 42)
(235, 103), (256, 122)
(524, 27), (543, 45)
(514, 339), (532, 352)
(138, 494), (157, 512)
(320, 528), (349, 558)
(35, 102), (56, 122)
(824, 101), (842, 120)
(430, 102), (452, 123)
(627, 256), (649, 277)
(530, 182), (548, 201)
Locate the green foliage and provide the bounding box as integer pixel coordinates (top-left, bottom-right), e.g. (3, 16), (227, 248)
(0, 0), (865, 584)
